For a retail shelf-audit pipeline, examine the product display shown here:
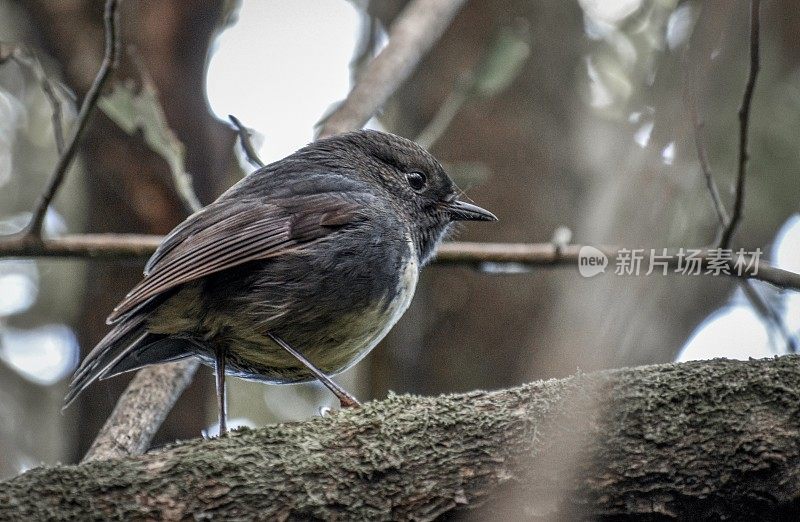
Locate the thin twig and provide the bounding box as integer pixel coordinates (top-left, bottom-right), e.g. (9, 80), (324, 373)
(682, 60), (729, 230)
(688, 2), (792, 350)
(0, 233), (161, 258)
(5, 48), (67, 154)
(682, 6), (792, 352)
(0, 234), (796, 292)
(719, 0), (760, 249)
(316, 0), (467, 138)
(693, 118), (728, 229)
(24, 0), (121, 238)
(741, 265), (796, 354)
(228, 114), (265, 168)
(741, 281), (798, 353)
(39, 76), (66, 155)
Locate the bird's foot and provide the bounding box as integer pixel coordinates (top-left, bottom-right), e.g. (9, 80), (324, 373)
(338, 394), (361, 409)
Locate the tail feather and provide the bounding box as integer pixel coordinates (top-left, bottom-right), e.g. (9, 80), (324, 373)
(98, 337), (194, 378)
(63, 313), (174, 409)
(64, 285), (199, 409)
(69, 319), (145, 382)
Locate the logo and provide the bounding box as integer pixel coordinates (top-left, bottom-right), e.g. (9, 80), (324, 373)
(578, 246), (608, 277)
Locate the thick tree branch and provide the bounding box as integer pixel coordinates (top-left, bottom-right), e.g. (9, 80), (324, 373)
(316, 0), (467, 138)
(2, 356), (799, 519)
(23, 0), (121, 238)
(719, 0), (761, 249)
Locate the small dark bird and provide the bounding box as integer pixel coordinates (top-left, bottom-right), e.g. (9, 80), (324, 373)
(64, 130), (496, 433)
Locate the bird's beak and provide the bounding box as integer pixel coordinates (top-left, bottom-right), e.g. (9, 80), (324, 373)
(445, 200), (498, 222)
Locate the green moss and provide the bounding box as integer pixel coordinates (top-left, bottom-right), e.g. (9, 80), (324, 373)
(1, 357), (799, 520)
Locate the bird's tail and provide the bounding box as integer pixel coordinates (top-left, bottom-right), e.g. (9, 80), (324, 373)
(63, 314), (192, 409)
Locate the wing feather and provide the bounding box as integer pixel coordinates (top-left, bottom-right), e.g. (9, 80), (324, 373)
(107, 195), (365, 323)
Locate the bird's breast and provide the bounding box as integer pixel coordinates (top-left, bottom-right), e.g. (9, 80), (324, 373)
(300, 238), (419, 376)
(372, 244), (419, 344)
(203, 235), (420, 383)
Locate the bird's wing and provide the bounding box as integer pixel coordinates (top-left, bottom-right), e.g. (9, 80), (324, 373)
(107, 194), (367, 323)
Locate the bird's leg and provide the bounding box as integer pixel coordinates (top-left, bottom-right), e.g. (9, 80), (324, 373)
(214, 347), (228, 435)
(267, 332), (361, 409)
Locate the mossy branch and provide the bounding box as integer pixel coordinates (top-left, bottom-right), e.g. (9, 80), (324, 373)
(2, 356), (800, 520)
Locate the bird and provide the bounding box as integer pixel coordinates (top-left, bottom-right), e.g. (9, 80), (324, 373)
(64, 130), (496, 434)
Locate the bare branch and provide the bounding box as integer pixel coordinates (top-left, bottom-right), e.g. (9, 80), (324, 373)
(682, 11), (791, 352)
(693, 122), (728, 229)
(0, 233), (160, 258)
(719, 0), (761, 249)
(436, 242), (800, 292)
(39, 76), (66, 155)
(82, 360), (200, 462)
(1, 46), (69, 154)
(741, 281), (798, 353)
(228, 114), (265, 168)
(316, 0), (467, 138)
(24, 0), (122, 238)
(682, 63), (729, 231)
(0, 235), (796, 292)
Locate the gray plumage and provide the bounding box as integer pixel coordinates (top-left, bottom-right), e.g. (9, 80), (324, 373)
(64, 130), (495, 408)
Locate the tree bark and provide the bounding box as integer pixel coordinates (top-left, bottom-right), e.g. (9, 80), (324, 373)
(1, 356), (799, 520)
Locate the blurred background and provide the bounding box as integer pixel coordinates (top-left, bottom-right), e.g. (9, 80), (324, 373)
(0, 0), (798, 479)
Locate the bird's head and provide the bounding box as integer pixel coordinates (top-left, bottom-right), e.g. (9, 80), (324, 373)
(315, 130), (497, 264)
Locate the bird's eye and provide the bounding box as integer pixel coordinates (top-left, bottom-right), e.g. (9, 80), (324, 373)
(406, 172), (426, 191)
